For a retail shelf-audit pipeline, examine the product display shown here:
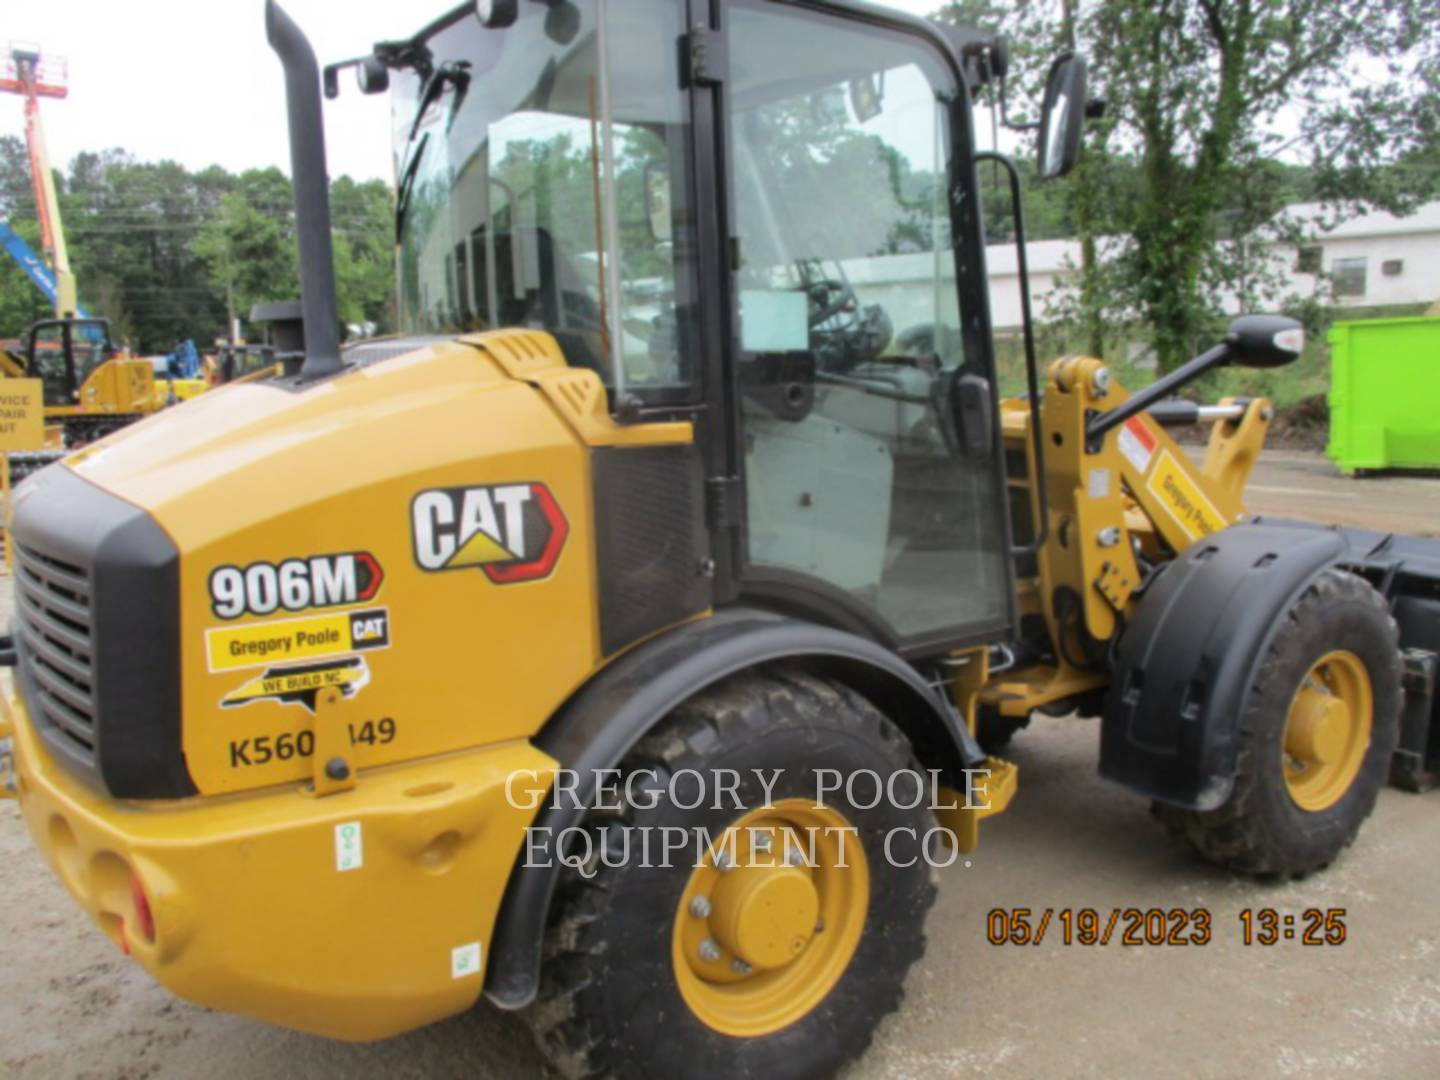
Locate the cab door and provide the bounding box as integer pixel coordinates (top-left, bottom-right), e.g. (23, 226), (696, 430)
(718, 0), (1015, 653)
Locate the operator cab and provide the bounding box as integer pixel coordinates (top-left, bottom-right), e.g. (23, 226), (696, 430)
(22, 317), (118, 407)
(375, 0), (1044, 655)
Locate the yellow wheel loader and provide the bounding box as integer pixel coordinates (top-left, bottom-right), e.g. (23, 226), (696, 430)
(1, 2), (1437, 1077)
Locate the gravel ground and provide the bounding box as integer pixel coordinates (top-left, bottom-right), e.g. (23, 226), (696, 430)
(0, 450), (1437, 1079)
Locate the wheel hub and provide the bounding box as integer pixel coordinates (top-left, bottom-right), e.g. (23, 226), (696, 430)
(1285, 688), (1349, 766)
(709, 864), (819, 970)
(1282, 650), (1373, 812)
(671, 798), (868, 1037)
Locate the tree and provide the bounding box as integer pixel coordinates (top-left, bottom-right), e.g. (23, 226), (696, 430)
(0, 215), (50, 340)
(329, 176), (396, 329)
(939, 0), (1440, 372)
(193, 174), (299, 337)
(0, 133), (398, 348)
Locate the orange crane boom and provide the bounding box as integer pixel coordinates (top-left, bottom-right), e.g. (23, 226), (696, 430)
(1, 43), (76, 317)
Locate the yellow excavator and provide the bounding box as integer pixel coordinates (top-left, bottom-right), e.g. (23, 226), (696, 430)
(1, 3), (1436, 1078)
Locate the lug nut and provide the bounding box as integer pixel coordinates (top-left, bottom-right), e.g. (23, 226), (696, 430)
(786, 847), (806, 867)
(731, 958), (753, 975)
(714, 850), (735, 872)
(689, 896), (712, 918)
(699, 938), (721, 962)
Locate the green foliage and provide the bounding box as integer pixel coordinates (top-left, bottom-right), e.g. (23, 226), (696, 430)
(0, 136), (395, 351)
(939, 0), (1440, 373)
(330, 176), (397, 328)
(0, 214), (50, 344)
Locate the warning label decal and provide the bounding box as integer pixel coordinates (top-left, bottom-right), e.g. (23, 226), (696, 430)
(1117, 416), (1158, 475)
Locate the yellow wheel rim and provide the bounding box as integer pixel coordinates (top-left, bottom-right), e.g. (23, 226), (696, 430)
(671, 797), (868, 1037)
(1282, 649), (1372, 812)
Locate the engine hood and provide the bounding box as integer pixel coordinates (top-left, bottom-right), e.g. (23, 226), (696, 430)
(30, 335), (605, 796)
(64, 339), (524, 550)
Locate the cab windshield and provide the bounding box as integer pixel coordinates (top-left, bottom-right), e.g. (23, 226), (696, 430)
(392, 0), (697, 402)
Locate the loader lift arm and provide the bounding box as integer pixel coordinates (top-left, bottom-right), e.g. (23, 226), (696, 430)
(976, 339), (1279, 726)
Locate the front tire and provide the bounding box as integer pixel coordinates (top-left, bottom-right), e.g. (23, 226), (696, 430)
(1154, 569), (1401, 878)
(528, 668), (937, 1079)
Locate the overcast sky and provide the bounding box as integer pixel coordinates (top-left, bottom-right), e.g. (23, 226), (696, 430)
(2, 0), (942, 187)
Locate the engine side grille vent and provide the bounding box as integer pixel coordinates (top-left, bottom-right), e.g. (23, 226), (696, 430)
(14, 542), (97, 763)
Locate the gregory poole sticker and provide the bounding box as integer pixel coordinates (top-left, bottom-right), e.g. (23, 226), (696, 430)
(1146, 449), (1227, 541)
(410, 482), (568, 583)
(206, 607), (390, 673)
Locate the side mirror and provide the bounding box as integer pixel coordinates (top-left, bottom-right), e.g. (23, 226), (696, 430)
(474, 0), (518, 28)
(1086, 312), (1303, 446)
(644, 161), (673, 244)
(323, 53), (390, 98)
(1225, 314), (1304, 369)
(356, 55), (389, 94)
(1036, 54), (1087, 180)
(544, 1), (582, 46)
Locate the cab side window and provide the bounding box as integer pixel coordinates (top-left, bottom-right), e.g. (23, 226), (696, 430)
(728, 3), (1011, 643)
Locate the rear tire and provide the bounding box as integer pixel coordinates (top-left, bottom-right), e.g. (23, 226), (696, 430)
(527, 668), (937, 1079)
(1154, 569), (1401, 878)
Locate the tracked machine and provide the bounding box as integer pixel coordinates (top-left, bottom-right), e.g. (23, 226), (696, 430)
(1, 47), (208, 473)
(1, 2), (1437, 1077)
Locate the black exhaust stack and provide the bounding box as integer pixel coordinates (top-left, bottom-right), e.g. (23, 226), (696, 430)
(265, 0), (342, 379)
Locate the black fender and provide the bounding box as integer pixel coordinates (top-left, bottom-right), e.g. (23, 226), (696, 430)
(1100, 522), (1347, 811)
(484, 606), (985, 1009)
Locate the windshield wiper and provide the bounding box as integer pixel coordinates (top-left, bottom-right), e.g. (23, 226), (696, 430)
(394, 131), (430, 240)
(407, 61), (470, 142)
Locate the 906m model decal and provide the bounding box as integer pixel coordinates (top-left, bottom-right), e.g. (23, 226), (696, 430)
(411, 483), (568, 583)
(209, 551), (384, 619)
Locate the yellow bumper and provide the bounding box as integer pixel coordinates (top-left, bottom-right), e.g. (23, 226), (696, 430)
(0, 684), (555, 1041)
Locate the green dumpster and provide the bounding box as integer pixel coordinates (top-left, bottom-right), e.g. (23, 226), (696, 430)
(1327, 315), (1440, 474)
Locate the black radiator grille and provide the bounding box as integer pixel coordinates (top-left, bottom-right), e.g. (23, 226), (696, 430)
(9, 466), (192, 797)
(14, 542), (97, 762)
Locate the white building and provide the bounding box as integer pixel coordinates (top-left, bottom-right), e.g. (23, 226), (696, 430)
(1280, 201), (1440, 310)
(993, 201), (1440, 330)
(847, 200), (1440, 332)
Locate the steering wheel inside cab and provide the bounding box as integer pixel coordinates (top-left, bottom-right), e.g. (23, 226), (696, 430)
(806, 278), (857, 327)
(804, 278), (893, 374)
